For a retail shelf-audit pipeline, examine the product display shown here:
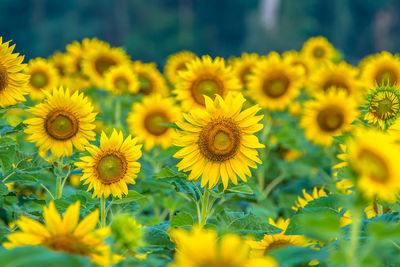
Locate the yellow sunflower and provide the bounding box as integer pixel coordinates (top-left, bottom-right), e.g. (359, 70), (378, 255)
(170, 226), (278, 267)
(361, 51), (400, 88)
(300, 90), (359, 147)
(364, 202), (392, 219)
(0, 37), (29, 108)
(174, 55), (241, 110)
(82, 45), (130, 87)
(127, 94), (181, 151)
(164, 50), (197, 86)
(2, 201), (111, 266)
(25, 58), (59, 101)
(247, 52), (304, 111)
(307, 61), (364, 101)
(364, 84), (400, 129)
(173, 93), (265, 189)
(347, 128), (400, 203)
(104, 65), (140, 95)
(283, 50), (313, 79)
(301, 36), (336, 65)
(229, 52), (260, 88)
(132, 61), (169, 96)
(24, 87), (97, 158)
(49, 52), (69, 81)
(75, 130), (142, 199)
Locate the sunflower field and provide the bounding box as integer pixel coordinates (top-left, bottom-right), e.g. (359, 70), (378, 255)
(1, 35), (400, 267)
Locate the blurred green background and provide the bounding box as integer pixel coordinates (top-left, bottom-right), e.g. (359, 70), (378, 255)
(2, 0), (400, 65)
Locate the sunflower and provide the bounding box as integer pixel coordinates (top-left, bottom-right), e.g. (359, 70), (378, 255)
(174, 55), (241, 110)
(132, 61), (169, 96)
(104, 65), (140, 95)
(361, 51), (400, 88)
(364, 84), (400, 129)
(0, 37), (29, 108)
(127, 94), (181, 151)
(170, 226), (278, 267)
(49, 52), (69, 80)
(25, 58), (59, 101)
(229, 52), (260, 88)
(164, 50), (197, 86)
(364, 202), (392, 219)
(307, 61), (364, 101)
(300, 90), (359, 146)
(75, 130), (142, 199)
(347, 128), (400, 202)
(301, 36), (336, 65)
(82, 45), (130, 87)
(2, 201), (111, 266)
(173, 93), (265, 189)
(247, 52), (304, 111)
(24, 87), (97, 158)
(283, 50), (313, 79)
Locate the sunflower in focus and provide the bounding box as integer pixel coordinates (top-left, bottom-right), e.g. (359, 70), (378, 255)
(2, 201), (111, 266)
(361, 51), (400, 88)
(301, 36), (336, 65)
(24, 87), (97, 158)
(174, 55), (241, 110)
(347, 128), (400, 203)
(104, 65), (139, 95)
(127, 94), (181, 151)
(229, 52), (260, 88)
(0, 37), (29, 108)
(82, 45), (130, 87)
(75, 130), (142, 199)
(300, 90), (359, 146)
(283, 50), (313, 79)
(307, 61), (364, 101)
(364, 84), (400, 129)
(170, 226), (278, 267)
(173, 93), (264, 189)
(25, 58), (59, 101)
(164, 50), (197, 86)
(132, 61), (169, 96)
(247, 52), (304, 111)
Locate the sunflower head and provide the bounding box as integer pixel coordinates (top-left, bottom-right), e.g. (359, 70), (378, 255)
(229, 52), (260, 88)
(292, 187), (328, 211)
(104, 65), (140, 95)
(26, 58), (60, 101)
(364, 84), (400, 129)
(49, 52), (69, 78)
(164, 50), (197, 86)
(301, 36), (336, 65)
(283, 50), (312, 79)
(361, 51), (400, 88)
(24, 87), (97, 158)
(132, 61), (169, 96)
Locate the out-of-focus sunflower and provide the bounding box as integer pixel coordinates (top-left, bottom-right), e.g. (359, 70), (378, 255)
(25, 58), (59, 101)
(0, 37), (29, 108)
(132, 61), (169, 96)
(307, 61), (364, 101)
(174, 55), (241, 110)
(229, 52), (260, 88)
(75, 130), (142, 199)
(173, 93), (264, 189)
(361, 51), (400, 88)
(127, 94), (181, 151)
(49, 52), (69, 82)
(283, 50), (313, 79)
(24, 87), (97, 158)
(82, 45), (130, 87)
(347, 128), (400, 203)
(301, 36), (336, 65)
(364, 84), (400, 129)
(2, 201), (111, 266)
(300, 90), (359, 147)
(104, 65), (139, 95)
(164, 50), (197, 86)
(247, 52), (304, 111)
(170, 226), (278, 267)
(364, 202), (392, 219)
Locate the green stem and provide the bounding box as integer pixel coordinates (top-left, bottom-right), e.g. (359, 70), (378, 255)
(347, 207), (362, 267)
(2, 171), (15, 183)
(100, 196), (106, 228)
(114, 97), (122, 127)
(55, 176), (62, 199)
(200, 188), (210, 227)
(40, 183), (55, 200)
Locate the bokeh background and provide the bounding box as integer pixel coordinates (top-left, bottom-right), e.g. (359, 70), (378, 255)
(2, 0), (400, 65)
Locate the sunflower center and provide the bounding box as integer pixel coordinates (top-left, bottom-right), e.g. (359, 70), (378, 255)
(138, 74), (153, 95)
(0, 64), (8, 91)
(376, 69), (396, 86)
(45, 110), (79, 140)
(144, 111), (169, 136)
(266, 239), (292, 252)
(192, 76), (223, 105)
(263, 75), (290, 98)
(239, 66), (252, 86)
(313, 47), (325, 58)
(94, 56), (117, 75)
(370, 91), (399, 120)
(115, 76), (129, 91)
(30, 72), (48, 89)
(176, 62), (188, 72)
(357, 149), (389, 183)
(97, 153), (127, 184)
(198, 118), (241, 162)
(317, 105), (344, 132)
(44, 234), (91, 256)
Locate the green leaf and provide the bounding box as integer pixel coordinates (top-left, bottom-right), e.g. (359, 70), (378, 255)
(156, 166), (187, 179)
(225, 183), (254, 195)
(111, 190), (145, 204)
(0, 137), (17, 173)
(142, 223), (174, 251)
(0, 122), (26, 136)
(153, 146), (180, 161)
(171, 211), (194, 228)
(269, 246), (327, 266)
(0, 182), (8, 196)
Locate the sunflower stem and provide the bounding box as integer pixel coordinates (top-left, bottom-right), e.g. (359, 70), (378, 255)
(114, 97), (122, 128)
(347, 206), (362, 267)
(55, 175), (62, 199)
(100, 196), (106, 228)
(200, 188), (211, 227)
